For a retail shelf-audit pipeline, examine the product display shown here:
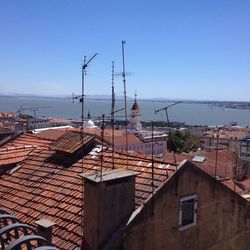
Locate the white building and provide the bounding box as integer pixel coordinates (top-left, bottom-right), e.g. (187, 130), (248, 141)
(129, 94), (142, 131)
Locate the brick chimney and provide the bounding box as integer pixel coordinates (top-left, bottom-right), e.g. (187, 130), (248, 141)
(80, 168), (138, 249)
(35, 218), (56, 244)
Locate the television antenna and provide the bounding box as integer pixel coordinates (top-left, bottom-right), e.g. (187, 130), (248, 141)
(114, 41), (134, 157)
(155, 101), (182, 165)
(214, 128), (219, 178)
(111, 61), (115, 169)
(73, 53), (97, 239)
(73, 53), (97, 122)
(151, 121), (155, 215)
(16, 106), (50, 131)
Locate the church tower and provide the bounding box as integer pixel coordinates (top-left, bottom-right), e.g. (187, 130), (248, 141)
(129, 92), (142, 131)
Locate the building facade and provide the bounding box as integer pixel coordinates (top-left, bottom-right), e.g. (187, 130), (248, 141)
(239, 133), (250, 179)
(106, 161), (250, 250)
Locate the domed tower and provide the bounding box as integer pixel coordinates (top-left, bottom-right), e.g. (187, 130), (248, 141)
(129, 92), (142, 131)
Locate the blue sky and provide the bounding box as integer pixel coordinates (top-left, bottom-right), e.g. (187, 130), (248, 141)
(0, 0), (249, 101)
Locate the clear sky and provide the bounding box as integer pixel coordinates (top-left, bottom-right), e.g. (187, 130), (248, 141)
(0, 0), (249, 101)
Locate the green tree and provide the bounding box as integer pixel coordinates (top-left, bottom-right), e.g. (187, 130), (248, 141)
(168, 131), (201, 153)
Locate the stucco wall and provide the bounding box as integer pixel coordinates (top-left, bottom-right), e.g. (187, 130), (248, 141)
(109, 162), (250, 250)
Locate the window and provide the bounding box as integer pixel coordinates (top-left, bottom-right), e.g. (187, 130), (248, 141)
(179, 194), (197, 230)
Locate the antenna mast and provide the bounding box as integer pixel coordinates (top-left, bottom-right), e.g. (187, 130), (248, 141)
(155, 101), (182, 166)
(151, 121), (155, 215)
(121, 41), (128, 156)
(111, 61), (115, 169)
(81, 53), (97, 123)
(215, 128), (219, 178)
(17, 106), (50, 132)
(100, 114), (105, 180)
(74, 53), (97, 240)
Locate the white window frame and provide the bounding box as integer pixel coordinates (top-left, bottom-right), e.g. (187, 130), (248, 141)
(179, 194), (197, 231)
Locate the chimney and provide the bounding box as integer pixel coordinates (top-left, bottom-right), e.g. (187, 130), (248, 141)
(35, 218), (56, 243)
(80, 168), (138, 249)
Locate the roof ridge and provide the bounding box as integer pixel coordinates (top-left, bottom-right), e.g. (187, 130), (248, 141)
(0, 145), (37, 152)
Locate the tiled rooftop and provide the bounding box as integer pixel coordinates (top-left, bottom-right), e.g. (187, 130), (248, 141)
(50, 131), (97, 154)
(0, 112), (16, 119)
(0, 145), (36, 167)
(37, 127), (143, 147)
(4, 132), (54, 148)
(221, 179), (245, 194)
(0, 132), (53, 171)
(240, 178), (250, 191)
(35, 128), (67, 141)
(162, 150), (237, 179)
(1, 130), (246, 249)
(205, 129), (247, 140)
(0, 132), (175, 249)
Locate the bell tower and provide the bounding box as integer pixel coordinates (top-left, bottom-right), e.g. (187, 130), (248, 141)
(129, 92), (142, 131)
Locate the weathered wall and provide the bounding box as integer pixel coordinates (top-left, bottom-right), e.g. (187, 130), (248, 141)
(109, 162), (250, 250)
(84, 176), (136, 249)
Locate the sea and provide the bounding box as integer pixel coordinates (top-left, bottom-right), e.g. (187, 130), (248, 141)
(1, 96), (250, 127)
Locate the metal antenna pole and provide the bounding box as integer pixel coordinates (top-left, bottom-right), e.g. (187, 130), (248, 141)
(165, 108), (177, 165)
(215, 129), (219, 178)
(82, 56), (86, 128)
(33, 109), (37, 131)
(80, 56), (86, 240)
(121, 41), (128, 157)
(77, 52), (97, 239)
(111, 61), (115, 169)
(234, 150), (238, 192)
(100, 114), (105, 180)
(151, 121), (155, 214)
(155, 101), (182, 167)
(16, 106), (50, 131)
(81, 53), (97, 126)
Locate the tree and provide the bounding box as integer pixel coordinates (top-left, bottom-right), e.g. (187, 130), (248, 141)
(167, 131), (201, 153)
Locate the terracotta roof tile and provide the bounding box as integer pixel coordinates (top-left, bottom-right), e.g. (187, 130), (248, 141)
(50, 131), (96, 154)
(0, 134), (176, 249)
(35, 128), (67, 140)
(239, 178), (250, 190)
(3, 132), (53, 148)
(0, 145), (37, 167)
(221, 179), (244, 193)
(161, 150), (237, 179)
(205, 129), (247, 140)
(37, 128), (142, 147)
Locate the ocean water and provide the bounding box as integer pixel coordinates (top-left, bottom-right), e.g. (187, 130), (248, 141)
(1, 97), (250, 126)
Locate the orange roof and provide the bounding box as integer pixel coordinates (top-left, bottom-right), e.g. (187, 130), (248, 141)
(161, 150), (237, 179)
(0, 145), (36, 166)
(240, 178), (250, 189)
(0, 132), (54, 171)
(205, 129), (247, 140)
(37, 128), (142, 147)
(0, 133), (176, 249)
(1, 130), (247, 249)
(0, 112), (16, 119)
(35, 129), (67, 141)
(4, 132), (53, 148)
(50, 131), (97, 154)
(83, 128), (142, 146)
(221, 179), (244, 194)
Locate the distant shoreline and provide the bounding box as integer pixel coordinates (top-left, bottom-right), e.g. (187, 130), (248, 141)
(1, 94), (250, 110)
